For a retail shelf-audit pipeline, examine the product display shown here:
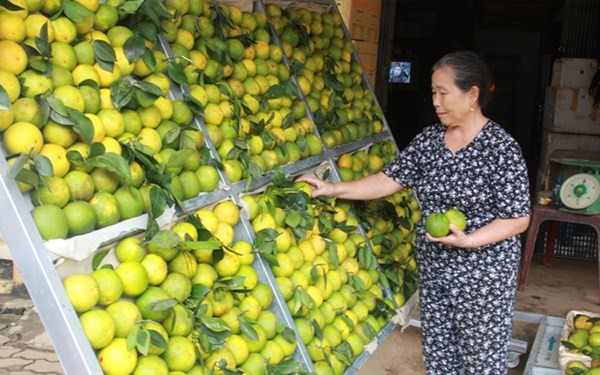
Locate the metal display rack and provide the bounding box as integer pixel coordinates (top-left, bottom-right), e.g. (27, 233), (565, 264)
(0, 0), (419, 373)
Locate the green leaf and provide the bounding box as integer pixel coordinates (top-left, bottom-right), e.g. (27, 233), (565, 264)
(7, 154), (29, 178)
(284, 79), (300, 98)
(49, 110), (74, 126)
(66, 149), (85, 167)
(0, 85), (10, 110)
(260, 251), (277, 267)
(0, 0), (25, 11)
(67, 108), (94, 143)
(97, 59), (115, 74)
(349, 274), (366, 292)
(45, 95), (69, 117)
(149, 186), (168, 218)
(327, 240), (339, 267)
(299, 288), (316, 309)
(88, 142), (106, 158)
(290, 60), (304, 76)
(312, 318), (323, 340)
(126, 325), (142, 352)
(91, 249), (109, 271)
(119, 0), (144, 14)
(135, 328), (151, 355)
(140, 0), (170, 26)
(148, 328), (168, 350)
(133, 89), (158, 108)
(161, 126), (180, 146)
(34, 24), (51, 57)
(284, 210), (301, 228)
(141, 47), (157, 73)
(282, 327), (296, 343)
(32, 154), (54, 176)
(191, 283), (210, 299)
(200, 315), (231, 332)
(134, 80), (163, 97)
(150, 228), (180, 249)
(63, 0), (94, 22)
(560, 340), (578, 351)
(88, 153), (132, 180)
(267, 84), (284, 98)
(135, 21), (158, 44)
(333, 341), (353, 365)
(93, 40), (116, 63)
(21, 43), (43, 60)
(167, 61), (188, 86)
(215, 275), (245, 291)
(122, 34), (145, 63)
(147, 298), (177, 312)
(248, 160), (263, 181)
(193, 330), (212, 355)
(239, 318), (258, 341)
(362, 321), (378, 342)
(184, 240), (222, 251)
(15, 168), (40, 187)
(110, 79), (134, 110)
(378, 272), (390, 289)
(166, 148), (193, 170)
(269, 358), (301, 374)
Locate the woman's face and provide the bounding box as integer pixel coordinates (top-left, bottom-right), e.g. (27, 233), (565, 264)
(431, 66), (474, 126)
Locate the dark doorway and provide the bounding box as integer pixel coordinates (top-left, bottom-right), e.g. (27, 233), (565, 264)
(380, 0), (566, 184)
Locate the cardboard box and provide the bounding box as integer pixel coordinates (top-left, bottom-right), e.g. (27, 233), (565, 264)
(543, 86), (600, 135)
(336, 0), (381, 43)
(551, 58), (598, 88)
(353, 40), (378, 88)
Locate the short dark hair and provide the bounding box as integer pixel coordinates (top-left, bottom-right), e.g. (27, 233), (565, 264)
(432, 51), (495, 109)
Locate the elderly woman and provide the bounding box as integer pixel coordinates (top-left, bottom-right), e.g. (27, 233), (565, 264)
(299, 51), (531, 374)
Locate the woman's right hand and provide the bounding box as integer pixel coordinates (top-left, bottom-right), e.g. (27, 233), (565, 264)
(295, 177), (336, 198)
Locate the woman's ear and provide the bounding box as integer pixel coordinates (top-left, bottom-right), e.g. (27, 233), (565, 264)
(469, 86), (480, 105)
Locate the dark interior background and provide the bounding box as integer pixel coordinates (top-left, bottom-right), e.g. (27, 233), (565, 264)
(374, 0), (599, 190)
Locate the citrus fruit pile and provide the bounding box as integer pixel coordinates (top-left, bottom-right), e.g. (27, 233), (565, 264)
(0, 0), (224, 240)
(562, 314), (600, 374)
(424, 208), (467, 238)
(267, 4), (385, 149)
(159, 2), (323, 183)
(63, 200), (304, 374)
(334, 140), (419, 308)
(351, 188), (421, 309)
(336, 139), (396, 181)
(246, 179), (395, 374)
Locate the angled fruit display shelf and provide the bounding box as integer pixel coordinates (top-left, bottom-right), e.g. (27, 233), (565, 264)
(0, 0), (420, 373)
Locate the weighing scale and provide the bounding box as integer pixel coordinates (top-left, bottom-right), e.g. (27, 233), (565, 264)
(550, 150), (600, 215)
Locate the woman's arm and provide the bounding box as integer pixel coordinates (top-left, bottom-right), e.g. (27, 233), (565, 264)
(297, 171), (404, 200)
(428, 216), (531, 249)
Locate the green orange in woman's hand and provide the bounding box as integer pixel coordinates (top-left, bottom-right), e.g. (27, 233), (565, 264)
(425, 208), (467, 237)
(425, 213), (450, 237)
(444, 208), (467, 231)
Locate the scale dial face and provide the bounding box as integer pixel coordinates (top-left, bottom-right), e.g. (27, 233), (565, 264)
(559, 173), (600, 209)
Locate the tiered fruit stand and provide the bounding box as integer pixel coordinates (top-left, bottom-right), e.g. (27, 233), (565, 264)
(0, 0), (420, 373)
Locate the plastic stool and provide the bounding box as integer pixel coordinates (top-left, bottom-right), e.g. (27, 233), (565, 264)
(518, 205), (600, 291)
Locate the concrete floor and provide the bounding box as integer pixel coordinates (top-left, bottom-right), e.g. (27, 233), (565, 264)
(359, 255), (600, 374)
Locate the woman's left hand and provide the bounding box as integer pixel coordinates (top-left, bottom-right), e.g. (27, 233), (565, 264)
(426, 224), (475, 248)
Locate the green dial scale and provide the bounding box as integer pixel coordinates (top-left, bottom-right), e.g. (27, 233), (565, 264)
(557, 159), (600, 215)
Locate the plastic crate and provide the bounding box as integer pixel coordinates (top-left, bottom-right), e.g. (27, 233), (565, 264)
(534, 221), (598, 261)
(523, 314), (565, 375)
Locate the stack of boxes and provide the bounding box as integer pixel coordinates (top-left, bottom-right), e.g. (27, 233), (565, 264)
(335, 0), (381, 88)
(536, 58), (600, 260)
(539, 58), (600, 188)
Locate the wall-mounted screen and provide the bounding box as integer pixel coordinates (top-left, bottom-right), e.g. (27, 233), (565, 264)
(389, 61), (412, 83)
